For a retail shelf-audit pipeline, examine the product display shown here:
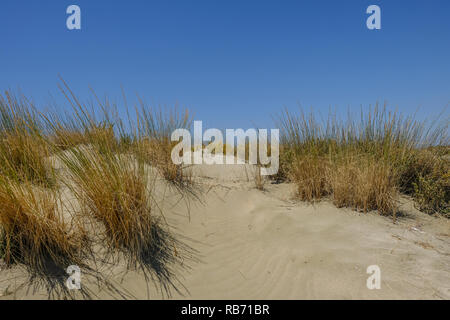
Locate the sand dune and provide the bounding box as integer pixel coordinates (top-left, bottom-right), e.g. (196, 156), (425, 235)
(1, 161), (449, 300)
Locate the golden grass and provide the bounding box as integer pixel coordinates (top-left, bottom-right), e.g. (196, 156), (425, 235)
(49, 125), (116, 152)
(0, 178), (87, 273)
(0, 85), (191, 295)
(50, 128), (89, 150)
(0, 91), (85, 281)
(0, 92), (54, 187)
(137, 138), (192, 188)
(133, 103), (193, 188)
(288, 154), (330, 201)
(253, 165), (266, 191)
(329, 156), (397, 216)
(278, 105), (449, 217)
(412, 158), (449, 216)
(0, 132), (54, 186)
(58, 146), (155, 258)
(55, 143), (188, 295)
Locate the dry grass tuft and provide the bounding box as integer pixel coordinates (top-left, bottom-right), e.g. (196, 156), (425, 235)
(0, 84), (193, 297)
(278, 104), (449, 218)
(253, 165), (266, 191)
(288, 154), (330, 201)
(0, 178), (87, 274)
(0, 132), (54, 186)
(133, 104), (193, 189)
(138, 137), (192, 187)
(61, 148), (154, 256)
(412, 159), (449, 216)
(0, 92), (54, 187)
(329, 156), (397, 215)
(49, 124), (116, 152)
(56, 143), (188, 295)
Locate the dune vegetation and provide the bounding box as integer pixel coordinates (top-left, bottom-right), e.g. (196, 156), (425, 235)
(0, 83), (193, 297)
(277, 105), (449, 219)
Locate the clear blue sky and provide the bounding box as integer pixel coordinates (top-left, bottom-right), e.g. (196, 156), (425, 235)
(1, 0), (449, 129)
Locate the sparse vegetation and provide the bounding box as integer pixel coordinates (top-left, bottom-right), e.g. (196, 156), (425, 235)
(57, 145), (158, 261)
(329, 155), (398, 216)
(253, 165), (266, 191)
(412, 162), (449, 217)
(0, 177), (87, 275)
(0, 92), (55, 187)
(133, 104), (193, 188)
(55, 142), (187, 294)
(278, 105), (449, 218)
(0, 84), (192, 297)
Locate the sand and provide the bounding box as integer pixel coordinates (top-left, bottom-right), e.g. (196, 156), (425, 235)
(1, 161), (449, 300)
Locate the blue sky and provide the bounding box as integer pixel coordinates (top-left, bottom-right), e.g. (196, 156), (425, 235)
(1, 0), (449, 129)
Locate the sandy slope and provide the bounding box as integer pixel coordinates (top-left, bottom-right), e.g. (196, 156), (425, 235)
(1, 162), (449, 299)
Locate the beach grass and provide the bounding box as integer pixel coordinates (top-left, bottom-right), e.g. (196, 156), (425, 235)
(277, 104), (449, 217)
(0, 85), (192, 295)
(0, 92), (55, 187)
(0, 176), (87, 275)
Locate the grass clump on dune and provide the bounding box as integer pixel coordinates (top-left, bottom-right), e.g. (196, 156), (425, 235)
(329, 155), (398, 215)
(49, 81), (193, 270)
(57, 142), (186, 295)
(288, 154), (330, 201)
(43, 81), (120, 154)
(134, 103), (193, 188)
(0, 92), (55, 187)
(412, 159), (449, 217)
(0, 177), (87, 275)
(58, 145), (153, 255)
(138, 137), (192, 187)
(49, 123), (116, 152)
(0, 91), (88, 295)
(0, 84), (191, 296)
(47, 80), (193, 188)
(278, 105), (449, 218)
